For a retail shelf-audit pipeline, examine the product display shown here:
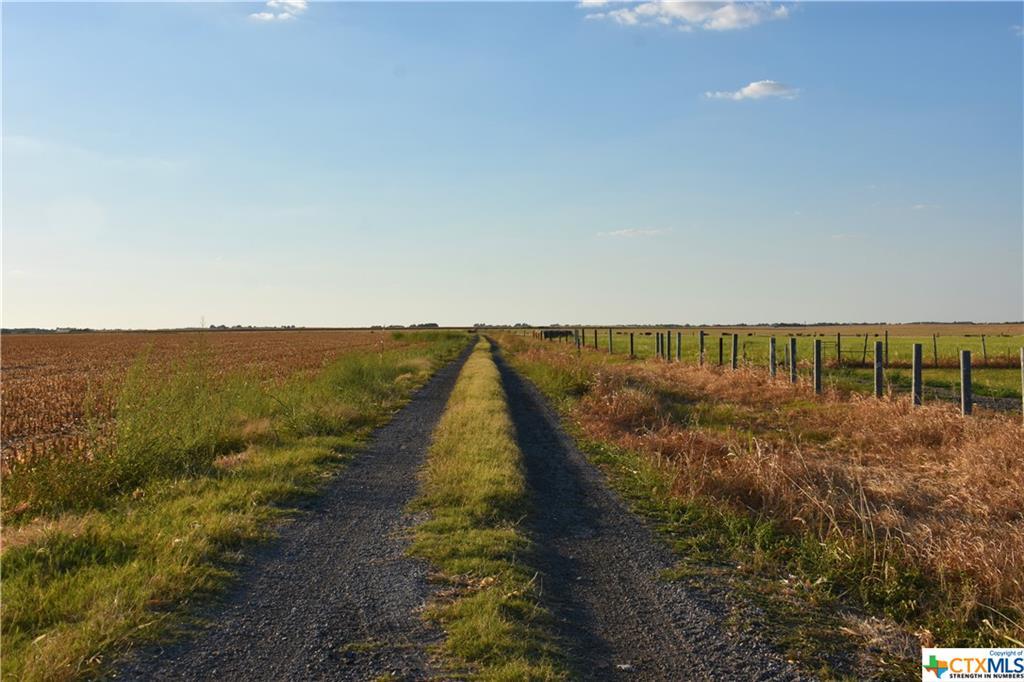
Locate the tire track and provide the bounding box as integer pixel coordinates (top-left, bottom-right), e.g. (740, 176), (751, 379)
(116, 341), (476, 681)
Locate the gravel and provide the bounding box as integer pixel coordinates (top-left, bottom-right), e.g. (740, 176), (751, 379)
(115, 341), (476, 681)
(493, 345), (811, 681)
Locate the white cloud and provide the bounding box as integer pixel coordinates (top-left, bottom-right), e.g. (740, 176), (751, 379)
(705, 79), (799, 100)
(586, 2), (789, 32)
(911, 203), (940, 211)
(249, 0), (307, 22)
(598, 228), (672, 238)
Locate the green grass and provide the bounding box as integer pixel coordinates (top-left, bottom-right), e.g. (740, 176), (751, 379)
(1, 332), (468, 682)
(410, 339), (564, 681)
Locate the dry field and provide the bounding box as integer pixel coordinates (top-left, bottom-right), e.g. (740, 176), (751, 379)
(1, 330), (397, 463)
(505, 335), (1024, 644)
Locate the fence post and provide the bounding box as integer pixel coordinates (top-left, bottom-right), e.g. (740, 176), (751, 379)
(718, 336), (724, 366)
(884, 329), (890, 367)
(656, 333), (661, 358)
(912, 343), (922, 406)
(731, 334), (739, 370)
(874, 341), (884, 398)
(836, 332), (842, 365)
(676, 332), (682, 361)
(789, 338), (798, 384)
(932, 334), (939, 367)
(813, 339), (823, 394)
(981, 335), (988, 365)
(593, 329), (597, 349)
(667, 330), (672, 362)
(960, 350), (972, 416)
(769, 336), (777, 377)
(629, 333), (635, 358)
(699, 330), (706, 366)
(608, 329), (613, 353)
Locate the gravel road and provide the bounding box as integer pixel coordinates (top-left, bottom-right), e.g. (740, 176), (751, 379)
(492, 345), (808, 681)
(116, 341), (475, 681)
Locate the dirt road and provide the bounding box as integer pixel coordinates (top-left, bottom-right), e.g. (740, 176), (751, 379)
(118, 340), (807, 681)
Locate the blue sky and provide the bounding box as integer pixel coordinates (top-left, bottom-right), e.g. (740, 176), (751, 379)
(3, 1), (1022, 328)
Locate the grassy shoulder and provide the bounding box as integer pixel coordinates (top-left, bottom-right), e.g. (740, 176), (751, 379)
(1, 332), (468, 682)
(498, 333), (1024, 679)
(410, 339), (563, 681)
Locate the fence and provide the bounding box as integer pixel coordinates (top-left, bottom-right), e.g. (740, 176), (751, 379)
(528, 327), (1024, 420)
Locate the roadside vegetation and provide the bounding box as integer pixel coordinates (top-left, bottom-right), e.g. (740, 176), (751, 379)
(499, 333), (1023, 676)
(1, 331), (467, 682)
(411, 338), (564, 680)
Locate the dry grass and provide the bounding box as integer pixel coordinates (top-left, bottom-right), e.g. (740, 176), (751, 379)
(510, 339), (1024, 643)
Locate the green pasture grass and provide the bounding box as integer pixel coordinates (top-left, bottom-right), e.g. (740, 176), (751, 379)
(1, 332), (468, 682)
(410, 339), (564, 681)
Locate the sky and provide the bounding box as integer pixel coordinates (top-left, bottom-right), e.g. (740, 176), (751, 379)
(3, 1), (1022, 328)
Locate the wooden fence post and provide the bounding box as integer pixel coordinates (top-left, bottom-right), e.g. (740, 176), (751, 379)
(593, 329), (598, 349)
(912, 343), (922, 406)
(718, 336), (724, 366)
(629, 333), (635, 358)
(656, 333), (661, 358)
(731, 334), (739, 370)
(769, 336), (777, 377)
(789, 338), (798, 383)
(836, 332), (841, 365)
(874, 341), (884, 398)
(813, 339), (823, 394)
(861, 334), (869, 364)
(608, 329), (613, 353)
(667, 330), (672, 362)
(699, 330), (706, 366)
(676, 332), (682, 362)
(981, 335), (988, 365)
(960, 350), (972, 415)
(932, 334), (939, 367)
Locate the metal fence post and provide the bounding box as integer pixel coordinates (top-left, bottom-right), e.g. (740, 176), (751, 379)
(874, 341), (884, 398)
(960, 350), (972, 416)
(718, 336), (724, 366)
(912, 343), (922, 406)
(666, 330), (672, 362)
(629, 333), (635, 358)
(769, 336), (777, 377)
(608, 328), (613, 353)
(813, 339), (822, 394)
(731, 334), (738, 370)
(699, 330), (705, 366)
(789, 338), (798, 384)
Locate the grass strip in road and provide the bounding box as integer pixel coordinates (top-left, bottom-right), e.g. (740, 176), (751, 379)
(1, 332), (468, 682)
(411, 339), (563, 681)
